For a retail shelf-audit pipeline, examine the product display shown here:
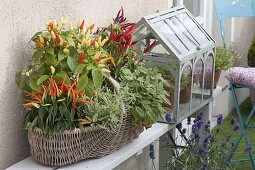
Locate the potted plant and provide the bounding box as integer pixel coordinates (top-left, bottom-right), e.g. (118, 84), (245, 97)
(163, 71), (191, 109)
(202, 44), (239, 89)
(16, 8), (169, 166)
(247, 37), (255, 103)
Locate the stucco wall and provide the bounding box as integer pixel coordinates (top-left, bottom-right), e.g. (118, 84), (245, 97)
(0, 1), (168, 169)
(213, 14), (255, 117)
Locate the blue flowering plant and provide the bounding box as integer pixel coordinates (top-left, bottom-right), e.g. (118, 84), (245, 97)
(150, 113), (240, 169)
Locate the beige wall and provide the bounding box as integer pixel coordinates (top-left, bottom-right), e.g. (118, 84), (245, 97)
(0, 1), (168, 169)
(213, 13), (255, 117)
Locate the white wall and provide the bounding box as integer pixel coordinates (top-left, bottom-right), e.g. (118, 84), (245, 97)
(0, 1), (168, 169)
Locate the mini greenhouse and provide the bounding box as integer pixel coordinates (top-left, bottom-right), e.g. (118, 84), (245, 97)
(134, 6), (216, 123)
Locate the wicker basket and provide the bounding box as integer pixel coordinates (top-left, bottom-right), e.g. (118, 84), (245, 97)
(28, 77), (144, 166)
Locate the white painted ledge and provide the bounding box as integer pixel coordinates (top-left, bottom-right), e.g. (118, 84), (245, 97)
(7, 123), (174, 170)
(7, 86), (223, 170)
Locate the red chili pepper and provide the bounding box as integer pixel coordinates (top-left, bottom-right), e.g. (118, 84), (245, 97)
(53, 30), (61, 44)
(124, 24), (135, 37)
(143, 40), (157, 53)
(78, 54), (85, 63)
(52, 45), (56, 50)
(90, 40), (95, 46)
(125, 37), (132, 46)
(80, 20), (85, 30)
(96, 57), (101, 62)
(110, 24), (114, 40)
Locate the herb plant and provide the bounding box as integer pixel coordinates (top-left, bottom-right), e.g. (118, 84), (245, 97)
(248, 37), (255, 67)
(216, 44), (240, 71)
(119, 60), (170, 128)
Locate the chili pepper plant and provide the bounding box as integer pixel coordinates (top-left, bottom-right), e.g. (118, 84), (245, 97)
(16, 8), (169, 136)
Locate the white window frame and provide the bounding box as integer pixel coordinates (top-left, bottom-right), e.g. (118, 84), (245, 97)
(169, 0), (213, 35)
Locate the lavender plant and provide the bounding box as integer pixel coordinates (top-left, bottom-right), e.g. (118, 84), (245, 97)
(150, 113), (240, 170)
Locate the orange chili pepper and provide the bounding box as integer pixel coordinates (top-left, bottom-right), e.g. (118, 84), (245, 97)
(79, 99), (93, 104)
(99, 57), (111, 64)
(78, 53), (85, 64)
(49, 22), (54, 30)
(79, 20), (85, 30)
(87, 24), (95, 32)
(36, 39), (44, 48)
(49, 78), (56, 97)
(90, 40), (95, 46)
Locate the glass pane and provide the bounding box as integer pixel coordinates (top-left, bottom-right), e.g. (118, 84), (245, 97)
(165, 17), (198, 51)
(202, 54), (213, 98)
(192, 58), (204, 109)
(184, 0), (201, 17)
(176, 12), (210, 46)
(179, 65), (192, 120)
(154, 21), (189, 55)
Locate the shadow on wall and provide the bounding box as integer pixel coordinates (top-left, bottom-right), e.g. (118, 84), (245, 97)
(0, 33), (33, 169)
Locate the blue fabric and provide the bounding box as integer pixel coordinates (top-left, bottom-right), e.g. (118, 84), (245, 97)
(214, 0), (255, 20)
(213, 0), (255, 46)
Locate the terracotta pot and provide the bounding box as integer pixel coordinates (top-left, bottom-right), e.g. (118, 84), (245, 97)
(180, 85), (191, 104)
(199, 70), (221, 89)
(163, 91), (174, 109)
(213, 70), (221, 89)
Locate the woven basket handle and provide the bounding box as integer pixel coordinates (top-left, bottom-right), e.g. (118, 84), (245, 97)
(106, 76), (126, 116)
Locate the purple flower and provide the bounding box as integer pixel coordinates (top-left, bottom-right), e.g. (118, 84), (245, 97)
(165, 113), (171, 122)
(176, 123), (182, 131)
(244, 145), (252, 152)
(192, 125), (198, 134)
(210, 136), (215, 143)
(221, 141), (227, 147)
(149, 144), (155, 159)
(187, 116), (191, 125)
(231, 117), (236, 125)
(204, 135), (209, 145)
(217, 114), (223, 125)
(232, 123), (240, 131)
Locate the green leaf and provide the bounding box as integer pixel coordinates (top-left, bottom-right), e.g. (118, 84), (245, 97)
(32, 66), (45, 78)
(136, 107), (145, 117)
(75, 64), (85, 75)
(67, 56), (77, 72)
(55, 71), (70, 86)
(162, 95), (170, 105)
(147, 110), (157, 122)
(32, 48), (44, 63)
(30, 31), (42, 42)
(30, 116), (38, 129)
(58, 52), (65, 62)
(37, 75), (49, 85)
(29, 78), (41, 92)
(66, 37), (75, 47)
(77, 74), (88, 92)
(92, 68), (103, 91)
(84, 79), (94, 97)
(38, 107), (45, 122)
(46, 53), (57, 66)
